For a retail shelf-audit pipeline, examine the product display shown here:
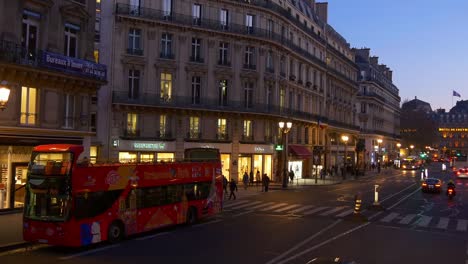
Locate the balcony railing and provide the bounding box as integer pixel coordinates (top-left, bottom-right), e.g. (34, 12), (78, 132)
(123, 129), (140, 138)
(156, 131), (174, 139)
(160, 52), (175, 59)
(217, 60), (231, 66)
(241, 135), (254, 142)
(216, 133), (229, 141)
(112, 91), (358, 131)
(186, 132), (202, 140)
(127, 48), (143, 56)
(357, 91), (387, 102)
(243, 63), (256, 70)
(0, 39), (107, 82)
(189, 56), (204, 63)
(115, 4), (332, 73)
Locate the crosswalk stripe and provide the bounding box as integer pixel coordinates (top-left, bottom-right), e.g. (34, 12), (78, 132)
(288, 205), (315, 214)
(380, 212), (399, 223)
(456, 219), (468, 232)
(303, 206), (330, 216)
(436, 217), (450, 229)
(224, 200), (250, 208)
(259, 203), (289, 211)
(416, 215), (432, 227)
(399, 214), (417, 225)
(335, 209), (354, 217)
(230, 201), (262, 210)
(274, 204), (302, 213)
(249, 202), (276, 210)
(319, 206), (348, 216)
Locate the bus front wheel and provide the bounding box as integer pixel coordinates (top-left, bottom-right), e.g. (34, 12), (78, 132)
(186, 207), (198, 225)
(108, 221), (124, 243)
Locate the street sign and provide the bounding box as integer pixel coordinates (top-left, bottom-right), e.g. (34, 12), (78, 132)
(275, 145), (283, 151)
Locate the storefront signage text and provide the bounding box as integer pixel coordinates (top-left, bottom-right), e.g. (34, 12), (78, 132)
(439, 128), (468, 132)
(40, 51), (107, 81)
(255, 146), (266, 153)
(133, 142), (166, 150)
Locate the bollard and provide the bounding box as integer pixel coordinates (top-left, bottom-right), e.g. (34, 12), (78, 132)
(373, 185), (380, 206)
(354, 192), (362, 215)
(425, 168), (428, 178)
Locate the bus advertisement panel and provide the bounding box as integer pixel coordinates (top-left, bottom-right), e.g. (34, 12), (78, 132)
(23, 144), (223, 247)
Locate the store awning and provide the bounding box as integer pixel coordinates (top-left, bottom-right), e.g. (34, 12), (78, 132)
(289, 145), (312, 158)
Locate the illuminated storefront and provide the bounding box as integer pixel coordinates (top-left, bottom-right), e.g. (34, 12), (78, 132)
(115, 140), (176, 163)
(238, 144), (274, 181)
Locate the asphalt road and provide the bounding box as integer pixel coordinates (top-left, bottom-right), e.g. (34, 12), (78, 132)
(1, 163), (467, 264)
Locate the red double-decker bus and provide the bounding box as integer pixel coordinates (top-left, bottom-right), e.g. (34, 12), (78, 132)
(23, 144), (223, 247)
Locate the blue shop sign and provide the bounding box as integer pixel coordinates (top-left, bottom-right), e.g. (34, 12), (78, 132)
(40, 51), (107, 81)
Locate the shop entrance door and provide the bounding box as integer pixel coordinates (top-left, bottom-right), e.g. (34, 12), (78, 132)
(10, 162), (28, 208)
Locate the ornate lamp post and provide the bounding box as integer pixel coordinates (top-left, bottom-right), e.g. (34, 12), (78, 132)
(341, 135), (349, 178)
(0, 81), (11, 111)
(279, 121), (292, 188)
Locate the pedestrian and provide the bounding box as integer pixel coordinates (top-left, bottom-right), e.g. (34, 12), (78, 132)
(377, 161), (381, 173)
(222, 175), (228, 198)
(263, 174), (270, 192)
(289, 170), (295, 183)
(229, 179), (238, 200)
(242, 171), (249, 190)
(256, 170), (261, 187)
(249, 170), (254, 186)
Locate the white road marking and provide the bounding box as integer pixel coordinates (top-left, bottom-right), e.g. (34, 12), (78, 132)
(319, 206), (348, 216)
(457, 219), (468, 232)
(288, 205), (315, 214)
(265, 219), (343, 264)
(380, 212), (399, 223)
(415, 215), (432, 227)
(335, 209), (355, 217)
(399, 214), (417, 225)
(273, 204), (302, 213)
(249, 201), (276, 210)
(303, 206), (330, 216)
(223, 200), (250, 208)
(387, 187), (422, 210)
(436, 217), (450, 229)
(380, 183), (416, 203)
(59, 244), (120, 260)
(136, 231), (170, 241)
(229, 201), (262, 210)
(259, 203), (288, 211)
(233, 210), (253, 217)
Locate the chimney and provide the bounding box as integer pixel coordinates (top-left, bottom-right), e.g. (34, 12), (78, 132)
(388, 70), (393, 81)
(369, 56), (379, 65)
(315, 2), (328, 23)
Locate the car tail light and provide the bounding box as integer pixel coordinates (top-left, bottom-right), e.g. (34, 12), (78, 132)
(435, 184), (441, 187)
(422, 183), (427, 186)
(449, 189), (453, 194)
(457, 172), (461, 175)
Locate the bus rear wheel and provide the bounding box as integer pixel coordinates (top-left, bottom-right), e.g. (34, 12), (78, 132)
(108, 221), (124, 243)
(186, 207), (198, 225)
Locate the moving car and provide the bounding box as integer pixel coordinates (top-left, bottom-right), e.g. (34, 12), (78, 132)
(456, 168), (468, 178)
(421, 178), (442, 193)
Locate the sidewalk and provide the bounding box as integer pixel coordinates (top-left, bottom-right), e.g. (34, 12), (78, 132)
(0, 209), (27, 252)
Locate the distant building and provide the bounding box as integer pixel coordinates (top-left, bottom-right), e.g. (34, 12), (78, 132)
(435, 100), (468, 156)
(402, 96), (432, 113)
(354, 48), (401, 165)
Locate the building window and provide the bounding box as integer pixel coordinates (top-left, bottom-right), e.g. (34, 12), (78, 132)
(163, 0), (172, 17)
(191, 76), (201, 105)
(128, 69), (140, 99)
(160, 72), (172, 102)
(159, 114), (167, 137)
(244, 46), (255, 67)
(243, 120), (252, 138)
(280, 87), (285, 109)
(189, 116), (200, 138)
(191, 38), (201, 61)
(217, 118), (227, 139)
(161, 33), (172, 58)
(361, 103), (367, 113)
(266, 51), (273, 71)
(244, 82), (253, 109)
(90, 112), (96, 132)
(128, 28), (141, 55)
(127, 113), (138, 135)
(289, 91), (293, 108)
(192, 3), (201, 25)
(63, 94), (75, 129)
(297, 94), (302, 111)
(130, 0), (140, 15)
(64, 23), (79, 58)
(219, 79), (228, 106)
(219, 42), (229, 65)
(245, 14), (254, 34)
(90, 146), (98, 164)
(20, 86), (37, 125)
(220, 9), (229, 29)
(267, 19), (274, 37)
(22, 11), (40, 60)
(280, 56), (285, 75)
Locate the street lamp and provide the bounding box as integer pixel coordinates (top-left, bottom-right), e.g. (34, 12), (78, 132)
(0, 81), (11, 111)
(410, 145), (414, 156)
(396, 143), (401, 158)
(279, 121), (292, 188)
(341, 135), (349, 179)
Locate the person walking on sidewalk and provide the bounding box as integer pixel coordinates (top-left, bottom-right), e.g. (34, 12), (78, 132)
(222, 175), (228, 198)
(242, 172), (249, 190)
(249, 170), (254, 186)
(289, 170), (295, 183)
(256, 170), (261, 187)
(228, 179), (238, 200)
(262, 173), (270, 192)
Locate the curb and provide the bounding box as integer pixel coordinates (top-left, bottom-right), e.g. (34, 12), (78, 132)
(0, 242), (33, 254)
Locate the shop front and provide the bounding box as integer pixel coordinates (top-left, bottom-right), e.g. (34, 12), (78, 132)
(184, 142), (232, 180)
(288, 145), (313, 179)
(238, 144), (274, 182)
(114, 140), (176, 163)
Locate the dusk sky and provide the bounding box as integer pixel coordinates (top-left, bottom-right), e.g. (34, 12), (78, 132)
(325, 0), (468, 111)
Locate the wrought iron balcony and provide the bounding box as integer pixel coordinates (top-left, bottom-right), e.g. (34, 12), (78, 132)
(160, 52), (175, 59)
(217, 60), (231, 66)
(0, 39), (107, 82)
(123, 129), (140, 138)
(243, 63), (256, 70)
(241, 134), (254, 142)
(127, 48), (143, 56)
(357, 91), (387, 102)
(186, 132), (202, 140)
(216, 133), (229, 141)
(189, 56), (204, 63)
(156, 131), (174, 140)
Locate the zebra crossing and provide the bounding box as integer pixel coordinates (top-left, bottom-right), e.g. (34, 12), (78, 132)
(376, 212), (468, 232)
(222, 199), (468, 233)
(222, 200), (355, 218)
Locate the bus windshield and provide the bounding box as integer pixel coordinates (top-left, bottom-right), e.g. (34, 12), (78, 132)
(24, 176), (71, 221)
(29, 152), (73, 176)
